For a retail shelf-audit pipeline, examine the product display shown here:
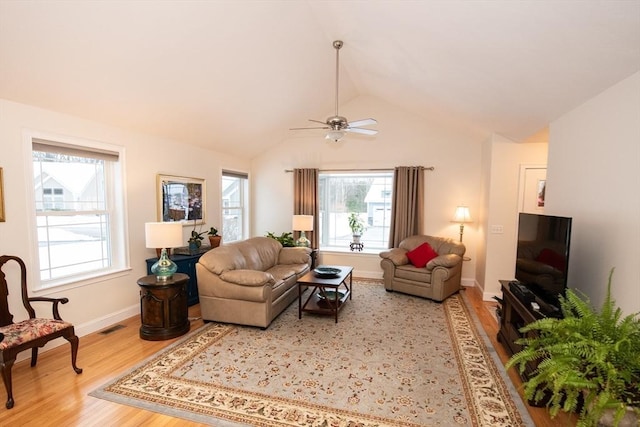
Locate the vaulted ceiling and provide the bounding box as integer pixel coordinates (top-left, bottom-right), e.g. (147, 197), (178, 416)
(1, 1), (639, 158)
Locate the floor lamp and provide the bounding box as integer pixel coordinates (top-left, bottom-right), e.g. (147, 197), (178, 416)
(452, 206), (472, 243)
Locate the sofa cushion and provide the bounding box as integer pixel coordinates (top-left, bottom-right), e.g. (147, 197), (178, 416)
(199, 245), (247, 275)
(266, 265), (296, 283)
(220, 270), (274, 286)
(406, 242), (439, 268)
(395, 264), (432, 282)
(278, 247), (311, 265)
(237, 237), (282, 271)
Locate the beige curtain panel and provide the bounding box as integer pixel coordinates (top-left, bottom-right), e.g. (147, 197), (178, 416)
(389, 166), (424, 247)
(293, 168), (319, 249)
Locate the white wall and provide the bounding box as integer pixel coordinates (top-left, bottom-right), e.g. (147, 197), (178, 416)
(480, 135), (548, 299)
(251, 95), (484, 281)
(0, 99), (249, 339)
(547, 71), (640, 315)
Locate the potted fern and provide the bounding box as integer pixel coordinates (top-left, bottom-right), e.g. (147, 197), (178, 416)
(506, 269), (640, 427)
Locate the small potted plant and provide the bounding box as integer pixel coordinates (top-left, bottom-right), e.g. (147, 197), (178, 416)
(506, 269), (640, 427)
(188, 220), (207, 252)
(208, 227), (221, 248)
(348, 212), (365, 243)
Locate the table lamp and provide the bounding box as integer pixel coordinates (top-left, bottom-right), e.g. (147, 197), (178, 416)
(292, 214), (313, 247)
(145, 222), (183, 281)
(452, 206), (472, 242)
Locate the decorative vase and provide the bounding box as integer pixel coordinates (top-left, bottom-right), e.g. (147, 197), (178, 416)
(209, 235), (222, 248)
(352, 234), (361, 244)
(188, 241), (199, 254)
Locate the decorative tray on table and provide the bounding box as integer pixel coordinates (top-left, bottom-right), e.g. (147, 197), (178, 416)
(313, 267), (341, 278)
(317, 290), (347, 301)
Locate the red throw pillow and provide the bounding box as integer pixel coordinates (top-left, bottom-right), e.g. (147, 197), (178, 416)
(406, 242), (439, 268)
(536, 248), (566, 272)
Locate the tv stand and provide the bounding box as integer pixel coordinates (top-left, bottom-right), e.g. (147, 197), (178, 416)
(497, 280), (548, 406)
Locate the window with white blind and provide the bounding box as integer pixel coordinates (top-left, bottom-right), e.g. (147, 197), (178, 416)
(222, 170), (249, 243)
(31, 136), (127, 288)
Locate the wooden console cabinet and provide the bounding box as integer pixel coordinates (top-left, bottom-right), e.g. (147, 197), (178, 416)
(146, 249), (206, 306)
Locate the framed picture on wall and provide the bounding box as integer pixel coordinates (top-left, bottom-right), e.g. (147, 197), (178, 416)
(157, 174), (206, 225)
(0, 167), (5, 222)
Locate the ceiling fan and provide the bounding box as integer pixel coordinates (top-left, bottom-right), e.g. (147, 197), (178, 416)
(290, 40), (378, 142)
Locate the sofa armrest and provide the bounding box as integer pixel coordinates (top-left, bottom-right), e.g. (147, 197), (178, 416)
(219, 270), (275, 287)
(278, 247), (311, 265)
(379, 248), (409, 266)
(426, 254), (461, 270)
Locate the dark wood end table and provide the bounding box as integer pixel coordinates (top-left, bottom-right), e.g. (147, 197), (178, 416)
(137, 273), (190, 341)
(297, 266), (353, 323)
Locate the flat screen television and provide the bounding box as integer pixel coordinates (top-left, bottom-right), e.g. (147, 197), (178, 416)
(514, 212), (572, 313)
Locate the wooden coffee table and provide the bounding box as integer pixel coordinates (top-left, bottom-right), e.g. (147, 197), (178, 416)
(297, 265), (353, 323)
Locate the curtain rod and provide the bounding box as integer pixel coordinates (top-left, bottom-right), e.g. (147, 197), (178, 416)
(284, 166), (434, 173)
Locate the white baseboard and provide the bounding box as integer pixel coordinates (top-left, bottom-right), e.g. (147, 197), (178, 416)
(353, 270), (384, 279)
(75, 304), (139, 337)
(461, 277), (476, 288)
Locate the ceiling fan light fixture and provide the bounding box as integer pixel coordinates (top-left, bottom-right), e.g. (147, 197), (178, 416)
(326, 130), (345, 142)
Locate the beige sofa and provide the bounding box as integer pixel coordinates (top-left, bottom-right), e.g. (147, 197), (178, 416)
(196, 237), (311, 328)
(379, 235), (465, 302)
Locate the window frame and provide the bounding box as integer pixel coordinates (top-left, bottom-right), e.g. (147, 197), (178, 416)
(221, 170), (249, 243)
(318, 170), (394, 253)
(25, 130), (130, 291)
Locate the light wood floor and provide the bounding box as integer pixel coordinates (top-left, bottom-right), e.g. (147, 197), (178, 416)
(0, 286), (575, 427)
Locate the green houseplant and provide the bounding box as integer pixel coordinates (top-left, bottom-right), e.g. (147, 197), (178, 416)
(188, 220), (206, 250)
(188, 229), (206, 248)
(265, 231), (295, 247)
(506, 269), (640, 427)
(348, 212), (365, 243)
(207, 227), (221, 248)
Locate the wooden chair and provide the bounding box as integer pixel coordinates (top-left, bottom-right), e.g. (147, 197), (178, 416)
(0, 255), (82, 409)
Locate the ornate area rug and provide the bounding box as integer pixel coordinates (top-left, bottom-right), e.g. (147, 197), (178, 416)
(90, 280), (533, 426)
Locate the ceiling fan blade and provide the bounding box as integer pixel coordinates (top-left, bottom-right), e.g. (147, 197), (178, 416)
(347, 118), (377, 128)
(345, 127), (378, 135)
(290, 126), (330, 131)
(308, 119), (329, 125)
(289, 41), (379, 137)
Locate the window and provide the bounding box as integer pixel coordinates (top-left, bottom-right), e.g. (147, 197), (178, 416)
(318, 171), (393, 251)
(222, 170), (248, 243)
(31, 137), (127, 287)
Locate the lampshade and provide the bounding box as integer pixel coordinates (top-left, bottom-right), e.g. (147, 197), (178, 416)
(452, 206), (472, 223)
(326, 130), (345, 142)
(145, 222), (183, 249)
(292, 215), (314, 231)
(145, 222), (183, 281)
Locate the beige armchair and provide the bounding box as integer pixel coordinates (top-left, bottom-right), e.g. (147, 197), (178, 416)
(379, 235), (465, 302)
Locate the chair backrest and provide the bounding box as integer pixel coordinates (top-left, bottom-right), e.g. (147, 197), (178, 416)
(0, 255), (36, 327)
(399, 235), (466, 257)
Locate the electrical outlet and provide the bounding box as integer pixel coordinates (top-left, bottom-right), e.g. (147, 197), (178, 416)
(490, 225), (504, 234)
